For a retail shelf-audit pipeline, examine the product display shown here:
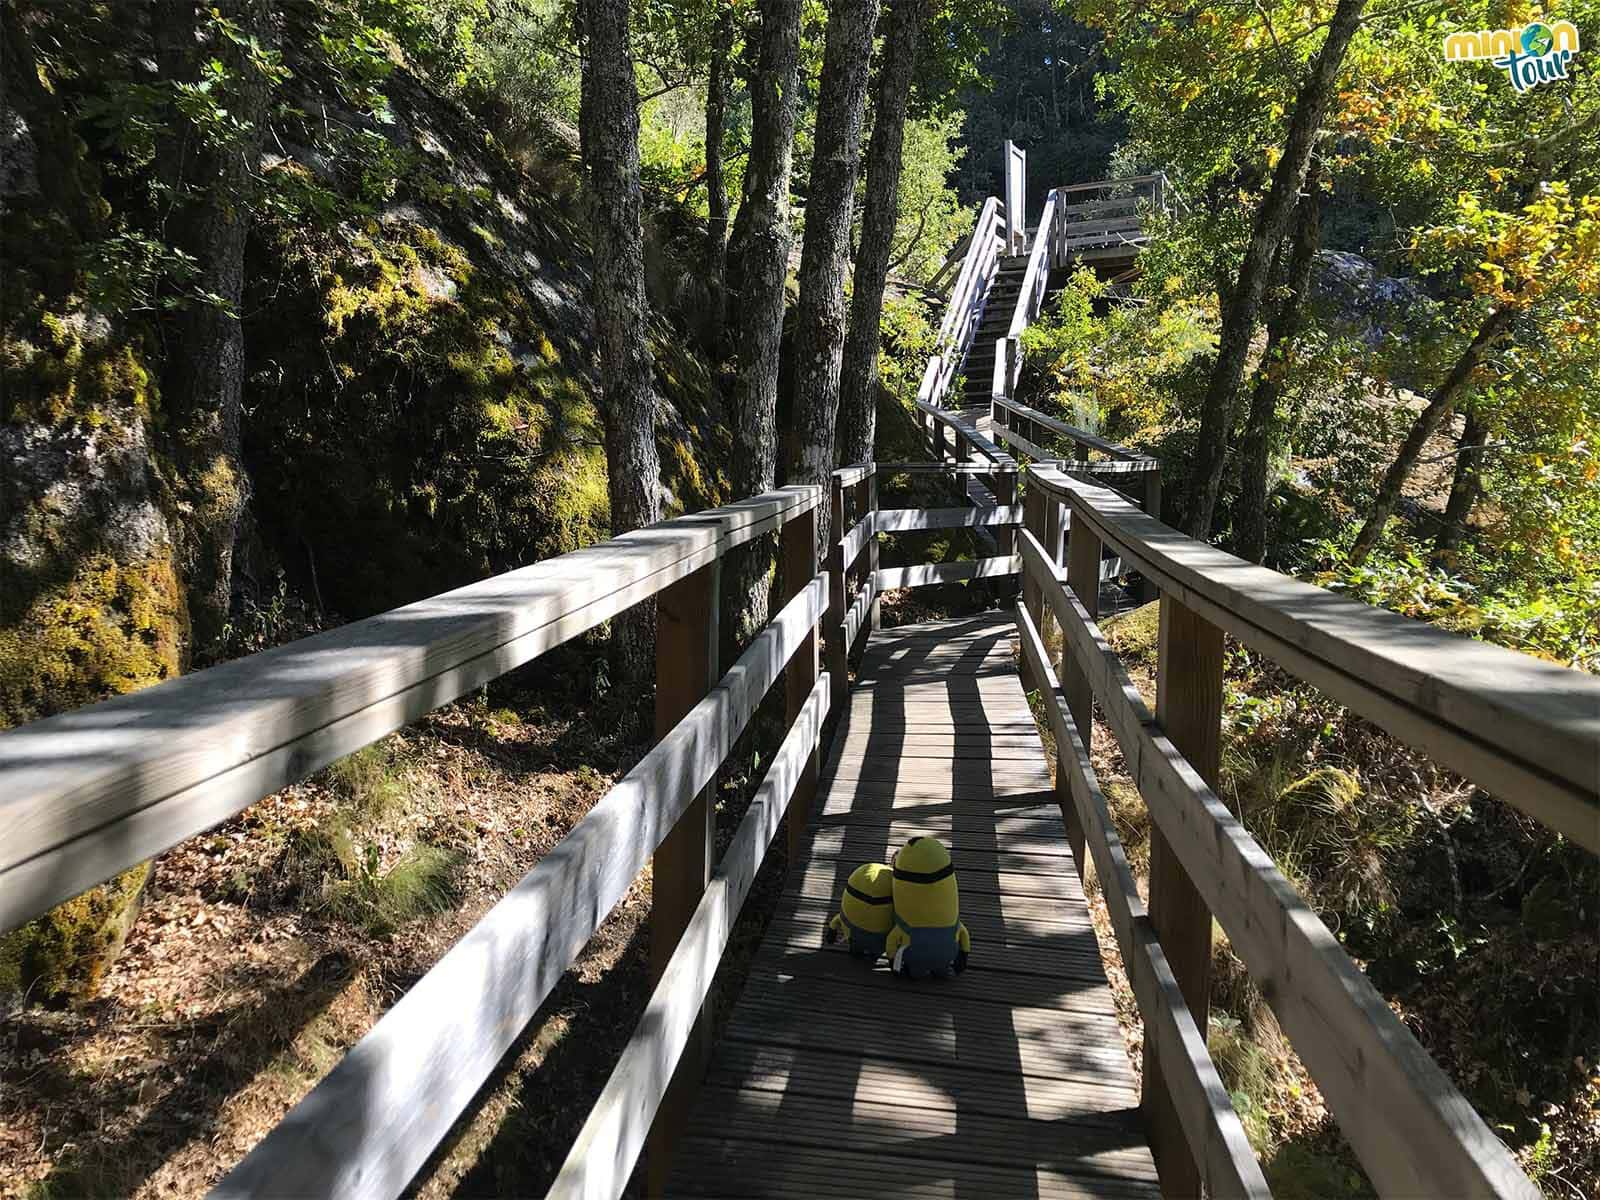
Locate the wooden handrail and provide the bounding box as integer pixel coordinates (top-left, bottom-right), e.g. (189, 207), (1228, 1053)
(1018, 462), (1597, 1197)
(1013, 602), (1268, 1199)
(211, 569), (828, 1199)
(1029, 467), (1600, 846)
(0, 486), (823, 934)
(994, 395), (1156, 465)
(549, 671), (831, 1199)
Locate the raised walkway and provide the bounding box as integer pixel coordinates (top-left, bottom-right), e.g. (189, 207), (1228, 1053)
(671, 613), (1158, 1198)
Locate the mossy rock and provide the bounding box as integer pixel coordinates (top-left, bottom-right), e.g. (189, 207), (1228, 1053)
(0, 552), (185, 730)
(0, 864), (151, 1006)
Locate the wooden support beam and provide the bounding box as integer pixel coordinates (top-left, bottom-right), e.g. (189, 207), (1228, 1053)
(782, 503), (820, 859)
(646, 556), (721, 1196)
(1142, 595), (1223, 1199)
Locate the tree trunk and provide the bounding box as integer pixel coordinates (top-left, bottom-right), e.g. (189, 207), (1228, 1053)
(1349, 306), (1512, 566)
(1432, 405), (1489, 565)
(788, 0), (881, 542)
(579, 0), (664, 682)
(1234, 159), (1323, 564)
(837, 0), (928, 468)
(722, 0), (803, 656)
(158, 0), (276, 660)
(1185, 0), (1367, 539)
(703, 5), (733, 352)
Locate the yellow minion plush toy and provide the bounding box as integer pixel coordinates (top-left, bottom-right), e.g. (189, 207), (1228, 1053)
(824, 862), (895, 960)
(885, 836), (970, 978)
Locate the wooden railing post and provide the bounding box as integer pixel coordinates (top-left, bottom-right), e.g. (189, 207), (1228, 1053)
(865, 468), (881, 635)
(645, 552), (720, 1195)
(1061, 495), (1097, 880)
(1142, 594), (1223, 1198)
(1022, 482), (1046, 642)
(782, 503), (821, 860)
(934, 419), (948, 462)
(825, 477), (849, 726)
(995, 468), (1017, 599)
(1041, 489), (1065, 647)
(1140, 466), (1163, 603)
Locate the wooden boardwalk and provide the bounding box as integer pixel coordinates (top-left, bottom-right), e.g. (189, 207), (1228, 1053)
(670, 612), (1158, 1199)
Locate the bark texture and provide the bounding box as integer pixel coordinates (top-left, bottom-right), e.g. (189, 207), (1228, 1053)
(579, 0), (664, 681)
(158, 0), (276, 657)
(722, 0), (803, 656)
(1234, 159), (1323, 564)
(789, 0), (882, 540)
(1349, 306), (1512, 565)
(837, 0), (929, 468)
(703, 5), (733, 352)
(1185, 0), (1367, 538)
(1433, 406), (1489, 564)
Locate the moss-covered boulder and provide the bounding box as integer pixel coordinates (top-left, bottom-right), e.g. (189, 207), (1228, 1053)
(0, 865), (151, 1005)
(242, 72), (730, 619)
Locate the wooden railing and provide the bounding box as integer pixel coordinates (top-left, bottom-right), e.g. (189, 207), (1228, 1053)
(1016, 462), (1599, 1199)
(0, 486), (834, 1200)
(918, 196), (1006, 411)
(1051, 173), (1172, 261)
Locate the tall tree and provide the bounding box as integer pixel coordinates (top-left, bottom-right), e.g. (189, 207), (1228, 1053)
(158, 0), (278, 656)
(1348, 305), (1511, 566)
(837, 0), (930, 467)
(788, 0), (881, 530)
(1184, 0), (1367, 538)
(723, 0), (803, 651)
(1233, 157), (1323, 564)
(703, 2), (734, 351)
(579, 0), (664, 680)
(1432, 405), (1489, 565)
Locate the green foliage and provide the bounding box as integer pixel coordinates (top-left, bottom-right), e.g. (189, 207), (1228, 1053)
(1312, 532), (1600, 669)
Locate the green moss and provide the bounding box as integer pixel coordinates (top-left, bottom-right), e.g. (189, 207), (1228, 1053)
(0, 553), (185, 730)
(536, 445), (610, 555)
(1, 313), (156, 428)
(1102, 599), (1161, 668)
(0, 864), (151, 1005)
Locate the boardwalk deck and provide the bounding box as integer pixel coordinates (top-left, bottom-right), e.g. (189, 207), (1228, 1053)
(670, 612), (1158, 1199)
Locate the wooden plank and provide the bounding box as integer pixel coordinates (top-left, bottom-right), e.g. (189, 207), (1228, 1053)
(824, 478), (850, 730)
(550, 676), (829, 1200)
(874, 555), (1020, 590)
(208, 576), (828, 1200)
(1034, 556), (1541, 1198)
(0, 485), (823, 932)
(688, 1085), (1156, 1177)
(1015, 604), (1268, 1200)
(874, 504), (1022, 533)
(646, 556), (720, 1193)
(1033, 467), (1600, 850)
(704, 1039), (1138, 1118)
(669, 1138), (1157, 1200)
